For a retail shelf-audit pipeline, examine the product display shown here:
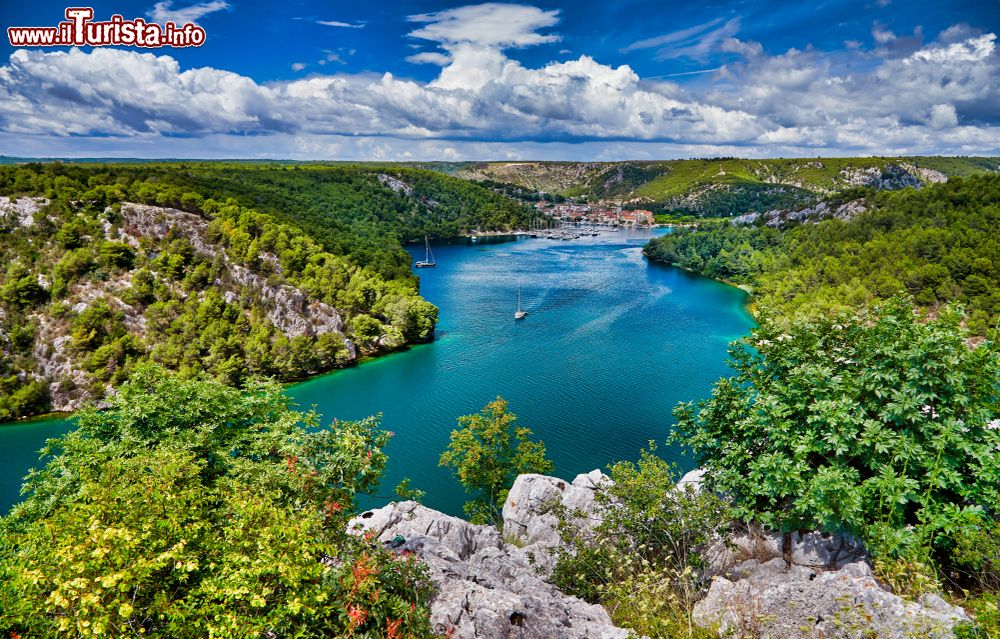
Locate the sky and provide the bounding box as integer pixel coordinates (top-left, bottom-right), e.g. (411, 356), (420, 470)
(1, 0), (999, 160)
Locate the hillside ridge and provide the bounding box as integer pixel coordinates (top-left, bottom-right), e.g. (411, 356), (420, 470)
(451, 157), (1000, 215)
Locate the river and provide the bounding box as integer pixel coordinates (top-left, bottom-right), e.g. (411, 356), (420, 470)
(0, 229), (754, 515)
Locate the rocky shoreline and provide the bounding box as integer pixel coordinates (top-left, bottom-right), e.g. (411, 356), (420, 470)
(350, 470), (970, 639)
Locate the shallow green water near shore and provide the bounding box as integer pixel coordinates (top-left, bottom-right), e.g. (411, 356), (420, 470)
(0, 230), (754, 516)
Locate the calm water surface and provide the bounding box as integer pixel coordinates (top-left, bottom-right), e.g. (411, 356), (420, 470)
(0, 230), (754, 515)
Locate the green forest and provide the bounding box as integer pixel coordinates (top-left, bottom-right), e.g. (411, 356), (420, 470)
(0, 162), (537, 421)
(644, 174), (1000, 334)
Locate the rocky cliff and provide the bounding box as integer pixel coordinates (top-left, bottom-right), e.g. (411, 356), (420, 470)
(351, 470), (971, 639)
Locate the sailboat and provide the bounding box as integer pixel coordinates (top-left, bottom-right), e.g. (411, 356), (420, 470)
(415, 237), (436, 268)
(514, 287), (528, 320)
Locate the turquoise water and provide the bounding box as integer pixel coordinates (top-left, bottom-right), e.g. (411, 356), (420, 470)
(0, 416), (75, 513)
(0, 229), (754, 516)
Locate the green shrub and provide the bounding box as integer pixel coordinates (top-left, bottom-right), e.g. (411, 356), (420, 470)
(955, 593), (999, 639)
(552, 448), (730, 638)
(0, 365), (433, 637)
(673, 297), (1000, 582)
(0, 264), (48, 308)
(0, 378), (50, 422)
(440, 397), (552, 525)
(96, 240), (135, 270)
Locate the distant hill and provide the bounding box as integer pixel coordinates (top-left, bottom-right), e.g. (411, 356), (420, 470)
(451, 157), (1000, 216)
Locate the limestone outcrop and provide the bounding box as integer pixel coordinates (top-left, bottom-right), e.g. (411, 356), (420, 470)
(348, 500), (628, 639)
(351, 469), (975, 639)
(694, 558), (968, 638)
(501, 470), (607, 572)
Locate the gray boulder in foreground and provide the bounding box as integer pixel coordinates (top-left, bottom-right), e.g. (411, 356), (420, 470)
(694, 557), (968, 638)
(351, 470), (974, 639)
(501, 470), (608, 573)
(349, 500), (628, 639)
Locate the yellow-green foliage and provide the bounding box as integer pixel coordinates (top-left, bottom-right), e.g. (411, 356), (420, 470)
(0, 365), (434, 637)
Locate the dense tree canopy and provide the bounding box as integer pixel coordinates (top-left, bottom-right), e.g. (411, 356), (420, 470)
(645, 175), (1000, 334)
(673, 298), (1000, 580)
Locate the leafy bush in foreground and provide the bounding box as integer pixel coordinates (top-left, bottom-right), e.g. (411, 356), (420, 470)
(0, 365), (433, 638)
(552, 449), (730, 638)
(673, 297), (1000, 587)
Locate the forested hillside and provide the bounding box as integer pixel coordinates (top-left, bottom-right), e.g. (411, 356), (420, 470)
(3, 163), (539, 280)
(644, 174), (1000, 334)
(0, 162), (536, 421)
(455, 157), (1000, 216)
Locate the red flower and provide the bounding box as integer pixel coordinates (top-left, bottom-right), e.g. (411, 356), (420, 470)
(386, 618), (402, 639)
(325, 500), (344, 517)
(347, 604), (367, 628)
(352, 554), (376, 585)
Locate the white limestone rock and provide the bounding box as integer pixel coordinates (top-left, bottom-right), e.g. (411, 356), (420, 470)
(349, 501), (628, 639)
(694, 557), (969, 638)
(501, 471), (607, 572)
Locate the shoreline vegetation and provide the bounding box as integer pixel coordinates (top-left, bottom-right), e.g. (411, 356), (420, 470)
(643, 174), (1000, 335)
(0, 162), (543, 422)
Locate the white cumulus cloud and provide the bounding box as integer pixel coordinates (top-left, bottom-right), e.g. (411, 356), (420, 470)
(147, 0), (229, 25)
(1, 2), (998, 159)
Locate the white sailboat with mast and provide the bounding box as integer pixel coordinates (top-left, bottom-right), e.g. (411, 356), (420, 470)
(415, 237), (436, 268)
(514, 287), (527, 320)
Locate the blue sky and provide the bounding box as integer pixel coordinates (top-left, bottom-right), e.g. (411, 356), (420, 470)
(1, 0), (999, 159)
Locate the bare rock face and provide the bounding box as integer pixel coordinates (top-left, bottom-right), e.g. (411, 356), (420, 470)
(694, 558), (968, 639)
(676, 467), (707, 492)
(839, 164), (922, 190)
(685, 469), (969, 638)
(501, 470), (608, 573)
(377, 173), (414, 195)
(704, 528), (868, 575)
(733, 199), (869, 228)
(0, 196), (47, 228)
(31, 314), (91, 412)
(349, 501), (628, 639)
(118, 203), (351, 342)
(223, 263), (345, 338)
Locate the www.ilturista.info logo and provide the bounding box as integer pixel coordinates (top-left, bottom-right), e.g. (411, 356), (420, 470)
(8, 7), (207, 48)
